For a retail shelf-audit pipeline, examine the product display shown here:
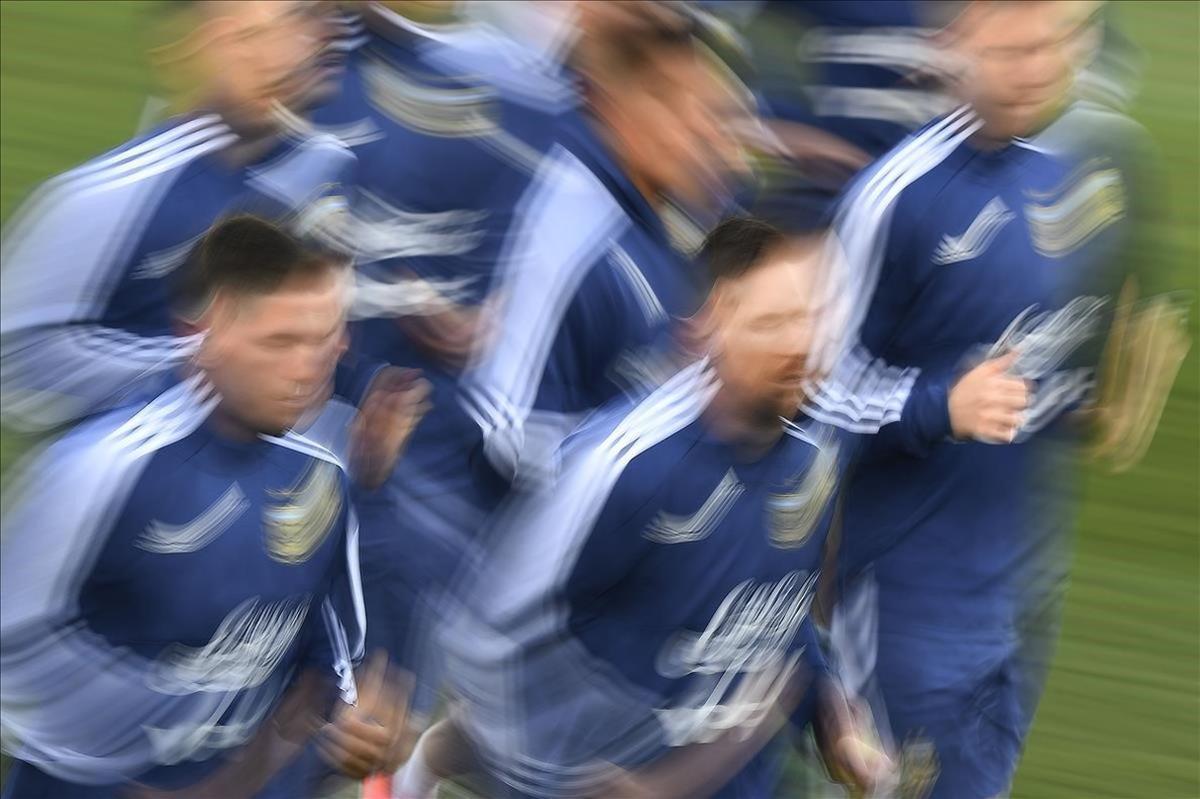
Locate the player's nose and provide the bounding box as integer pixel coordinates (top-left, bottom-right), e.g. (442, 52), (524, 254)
(282, 348), (327, 390)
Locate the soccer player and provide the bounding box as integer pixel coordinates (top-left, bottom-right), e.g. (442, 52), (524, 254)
(0, 0), (354, 432)
(460, 13), (745, 491)
(712, 0), (957, 225)
(441, 217), (890, 799)
(305, 0), (586, 726)
(0, 217), (411, 799)
(804, 2), (1143, 796)
(761, 0), (955, 158)
(388, 18), (750, 794)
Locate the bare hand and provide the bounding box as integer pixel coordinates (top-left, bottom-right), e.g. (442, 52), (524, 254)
(1087, 281), (1191, 472)
(948, 351), (1029, 443)
(350, 368), (430, 490)
(317, 651), (413, 779)
(814, 680), (895, 796)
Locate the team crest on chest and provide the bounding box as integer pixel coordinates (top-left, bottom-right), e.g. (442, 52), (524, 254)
(767, 441), (838, 549)
(263, 461), (341, 564)
(897, 734), (940, 799)
(1024, 157), (1126, 258)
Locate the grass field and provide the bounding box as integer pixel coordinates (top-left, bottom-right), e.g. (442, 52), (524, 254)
(1, 2), (1197, 797)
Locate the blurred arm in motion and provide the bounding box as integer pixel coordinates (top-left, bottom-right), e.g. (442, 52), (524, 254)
(0, 1), (359, 432)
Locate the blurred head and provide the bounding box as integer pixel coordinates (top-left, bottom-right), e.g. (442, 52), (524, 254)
(699, 218), (831, 427)
(153, 1), (333, 133)
(375, 1), (461, 21)
(935, 0), (1085, 140)
(573, 0), (682, 43)
(582, 16), (744, 210)
(183, 216), (349, 438)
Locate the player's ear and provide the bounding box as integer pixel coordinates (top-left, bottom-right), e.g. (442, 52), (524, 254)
(681, 292), (723, 358)
(173, 285), (214, 339)
(193, 291), (236, 368)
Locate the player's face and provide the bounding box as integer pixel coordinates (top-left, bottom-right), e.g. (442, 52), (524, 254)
(710, 243), (829, 423)
(195, 1), (328, 131)
(948, 1), (1078, 140)
(616, 49), (743, 209)
(202, 270), (347, 437)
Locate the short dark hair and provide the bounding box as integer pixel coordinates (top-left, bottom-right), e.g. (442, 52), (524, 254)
(591, 12), (697, 79)
(577, 3), (751, 87)
(174, 215), (344, 318)
(699, 216), (792, 288)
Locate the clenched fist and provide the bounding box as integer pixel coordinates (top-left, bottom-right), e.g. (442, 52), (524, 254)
(948, 352), (1029, 444)
(350, 368), (431, 490)
(317, 651), (414, 779)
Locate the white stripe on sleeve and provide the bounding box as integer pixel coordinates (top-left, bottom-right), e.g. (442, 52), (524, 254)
(0, 126), (235, 431)
(460, 146), (626, 477)
(804, 109), (981, 432)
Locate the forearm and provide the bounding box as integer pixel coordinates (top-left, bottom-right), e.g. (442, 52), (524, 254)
(871, 370), (954, 458)
(804, 344), (951, 458)
(1, 325), (200, 431)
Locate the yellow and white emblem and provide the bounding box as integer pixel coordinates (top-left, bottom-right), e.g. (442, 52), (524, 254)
(1025, 157), (1126, 258)
(898, 735), (940, 799)
(263, 461), (342, 564)
(767, 441), (839, 549)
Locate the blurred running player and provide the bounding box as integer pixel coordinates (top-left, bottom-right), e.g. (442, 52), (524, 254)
(0, 217), (410, 799)
(441, 218), (891, 799)
(388, 11), (749, 796)
(704, 0), (957, 225)
(0, 0), (357, 432)
(804, 2), (1154, 796)
(305, 0), (588, 737)
(461, 10), (745, 491)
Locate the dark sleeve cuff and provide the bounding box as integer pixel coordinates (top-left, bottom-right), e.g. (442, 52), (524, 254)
(905, 374), (953, 445)
(874, 372), (953, 459)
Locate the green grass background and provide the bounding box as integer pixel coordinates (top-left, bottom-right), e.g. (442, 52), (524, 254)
(1, 2), (1196, 797)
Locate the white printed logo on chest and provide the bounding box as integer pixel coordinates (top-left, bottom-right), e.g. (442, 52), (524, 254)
(138, 483), (249, 554)
(643, 469), (744, 544)
(148, 596), (311, 694)
(654, 570), (818, 746)
(989, 295), (1107, 439)
(144, 596), (311, 765)
(931, 196), (1016, 265)
(131, 232), (206, 280)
